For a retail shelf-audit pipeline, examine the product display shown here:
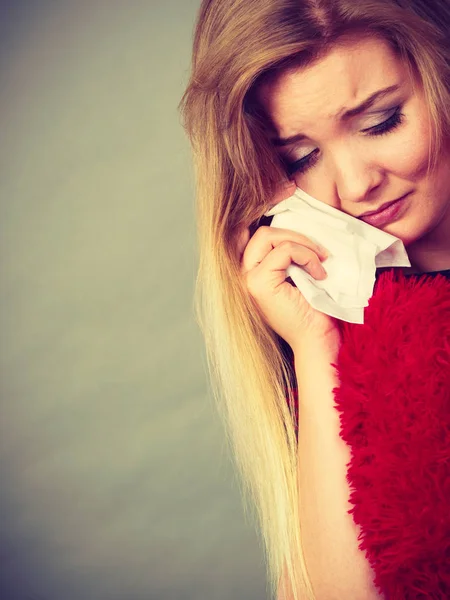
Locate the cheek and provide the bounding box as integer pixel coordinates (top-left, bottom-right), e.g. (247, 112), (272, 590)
(380, 126), (431, 181)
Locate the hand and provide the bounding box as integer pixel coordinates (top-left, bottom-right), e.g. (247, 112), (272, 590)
(238, 183), (339, 349)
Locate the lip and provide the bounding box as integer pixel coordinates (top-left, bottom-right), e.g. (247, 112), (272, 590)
(359, 193), (410, 227)
(358, 194), (409, 218)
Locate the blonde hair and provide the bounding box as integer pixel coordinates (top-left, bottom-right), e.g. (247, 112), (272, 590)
(179, 1), (450, 598)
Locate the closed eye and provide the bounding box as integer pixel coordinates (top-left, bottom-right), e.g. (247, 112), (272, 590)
(284, 106), (405, 176)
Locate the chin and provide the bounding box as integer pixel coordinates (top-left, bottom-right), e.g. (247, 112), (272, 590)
(380, 215), (422, 246)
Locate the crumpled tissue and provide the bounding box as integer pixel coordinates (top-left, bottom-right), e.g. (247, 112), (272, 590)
(264, 187), (411, 324)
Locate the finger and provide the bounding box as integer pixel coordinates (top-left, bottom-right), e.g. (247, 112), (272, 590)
(267, 179), (296, 210)
(237, 180), (296, 255)
(241, 226), (328, 274)
(236, 227), (250, 258)
(261, 241), (327, 281)
(245, 242), (326, 295)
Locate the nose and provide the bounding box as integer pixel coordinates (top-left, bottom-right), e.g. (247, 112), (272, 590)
(331, 146), (384, 209)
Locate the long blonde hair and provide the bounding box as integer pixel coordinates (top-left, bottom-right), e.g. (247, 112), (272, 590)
(179, 1), (450, 598)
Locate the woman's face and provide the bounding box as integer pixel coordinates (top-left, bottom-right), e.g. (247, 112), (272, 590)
(257, 34), (450, 271)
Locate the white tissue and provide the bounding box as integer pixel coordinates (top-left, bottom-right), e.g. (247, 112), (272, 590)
(264, 187), (411, 324)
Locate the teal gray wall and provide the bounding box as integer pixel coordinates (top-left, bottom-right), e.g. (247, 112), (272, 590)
(0, 2), (267, 599)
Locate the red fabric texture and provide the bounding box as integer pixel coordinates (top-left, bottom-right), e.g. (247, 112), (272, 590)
(291, 268), (450, 599)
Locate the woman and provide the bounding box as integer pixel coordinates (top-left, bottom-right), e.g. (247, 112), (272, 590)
(180, 1), (450, 599)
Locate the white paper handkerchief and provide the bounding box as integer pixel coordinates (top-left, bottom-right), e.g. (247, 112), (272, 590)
(264, 187), (411, 324)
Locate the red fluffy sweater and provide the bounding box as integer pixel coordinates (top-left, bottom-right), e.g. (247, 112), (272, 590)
(288, 268), (450, 599)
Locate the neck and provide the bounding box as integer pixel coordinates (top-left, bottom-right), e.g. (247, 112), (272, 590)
(402, 252), (450, 274)
(403, 203), (450, 274)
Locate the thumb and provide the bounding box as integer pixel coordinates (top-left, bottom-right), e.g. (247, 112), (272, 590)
(236, 226), (251, 258)
(268, 179), (296, 210)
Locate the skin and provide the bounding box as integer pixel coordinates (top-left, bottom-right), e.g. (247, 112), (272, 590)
(256, 34), (450, 273)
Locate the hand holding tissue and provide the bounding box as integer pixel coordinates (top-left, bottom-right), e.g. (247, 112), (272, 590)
(264, 187), (411, 324)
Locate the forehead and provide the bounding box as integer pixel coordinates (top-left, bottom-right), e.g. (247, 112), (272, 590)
(257, 35), (409, 136)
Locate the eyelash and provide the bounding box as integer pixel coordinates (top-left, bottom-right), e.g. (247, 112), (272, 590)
(286, 106), (405, 176)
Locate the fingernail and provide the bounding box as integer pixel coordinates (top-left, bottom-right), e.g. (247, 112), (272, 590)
(283, 179), (295, 187)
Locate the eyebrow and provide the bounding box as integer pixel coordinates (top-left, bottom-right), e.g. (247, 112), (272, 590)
(272, 84), (401, 147)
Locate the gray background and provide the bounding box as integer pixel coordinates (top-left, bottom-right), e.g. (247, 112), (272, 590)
(0, 2), (268, 599)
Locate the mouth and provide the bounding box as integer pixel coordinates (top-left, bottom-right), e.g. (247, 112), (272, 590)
(358, 194), (410, 218)
(358, 193), (410, 227)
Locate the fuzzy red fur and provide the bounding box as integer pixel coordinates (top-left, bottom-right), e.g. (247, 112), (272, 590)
(291, 268), (450, 599)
